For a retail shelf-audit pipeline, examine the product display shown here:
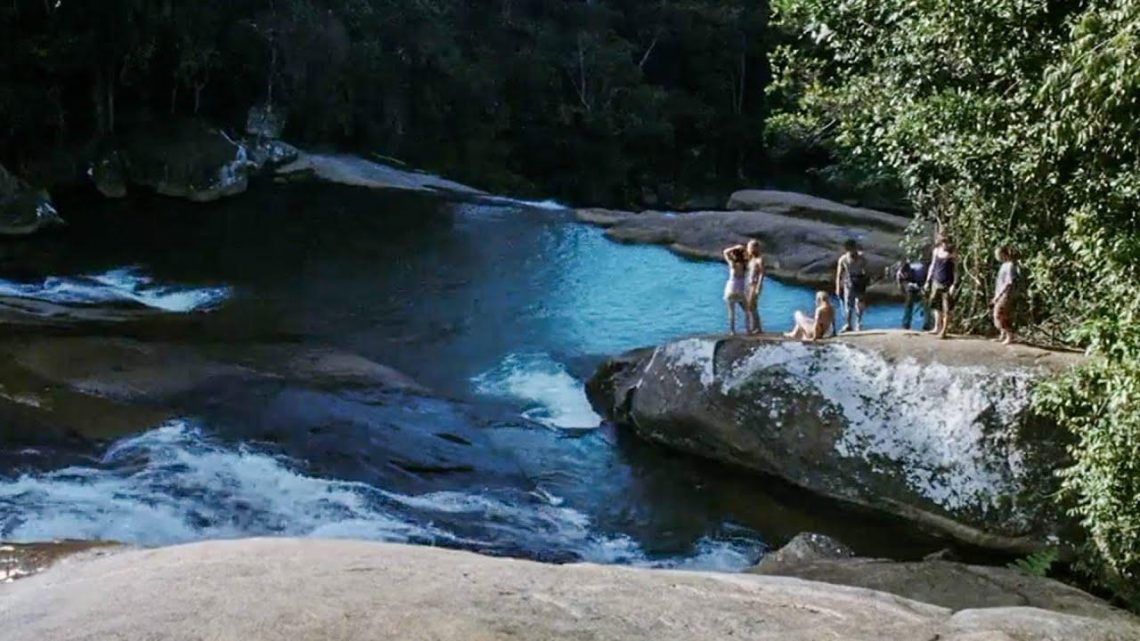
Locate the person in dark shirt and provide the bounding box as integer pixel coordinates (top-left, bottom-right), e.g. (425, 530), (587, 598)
(924, 235), (959, 339)
(896, 259), (931, 331)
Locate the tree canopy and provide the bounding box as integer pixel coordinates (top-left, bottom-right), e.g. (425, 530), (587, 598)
(0, 0), (769, 206)
(770, 0), (1140, 604)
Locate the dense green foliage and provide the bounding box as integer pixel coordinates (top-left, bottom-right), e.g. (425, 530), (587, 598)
(771, 0), (1140, 603)
(0, 0), (768, 205)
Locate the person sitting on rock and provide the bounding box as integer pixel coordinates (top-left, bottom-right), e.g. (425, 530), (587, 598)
(722, 244), (750, 335)
(785, 291), (835, 342)
(896, 258), (930, 331)
(745, 240), (766, 334)
(924, 235), (959, 339)
(992, 245), (1020, 345)
(834, 239), (869, 332)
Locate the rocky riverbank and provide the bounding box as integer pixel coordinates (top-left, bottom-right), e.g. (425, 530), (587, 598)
(578, 190), (917, 298)
(2, 538), (1137, 641)
(587, 331), (1084, 554)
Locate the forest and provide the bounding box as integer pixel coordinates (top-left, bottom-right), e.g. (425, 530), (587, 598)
(1, 0), (1138, 608)
(0, 0), (770, 206)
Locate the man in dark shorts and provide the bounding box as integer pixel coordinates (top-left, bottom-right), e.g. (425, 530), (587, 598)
(835, 239), (869, 332)
(924, 235), (959, 338)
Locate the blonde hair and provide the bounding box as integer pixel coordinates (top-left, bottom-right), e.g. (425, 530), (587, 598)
(815, 291), (830, 306)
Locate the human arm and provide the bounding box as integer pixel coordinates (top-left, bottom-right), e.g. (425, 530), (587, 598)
(723, 245), (743, 265)
(835, 257), (845, 296)
(924, 251), (936, 291)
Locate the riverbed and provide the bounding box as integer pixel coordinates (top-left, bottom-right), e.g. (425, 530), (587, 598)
(0, 184), (934, 570)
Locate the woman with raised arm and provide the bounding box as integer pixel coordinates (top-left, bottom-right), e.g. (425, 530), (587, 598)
(722, 244), (749, 335)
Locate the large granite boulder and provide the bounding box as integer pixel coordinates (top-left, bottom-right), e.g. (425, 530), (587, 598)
(114, 120), (253, 202)
(577, 192), (914, 298)
(0, 165), (63, 235)
(587, 332), (1084, 553)
(751, 533), (1137, 624)
(2, 538), (1137, 641)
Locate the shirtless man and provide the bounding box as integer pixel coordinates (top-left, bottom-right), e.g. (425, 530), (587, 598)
(834, 239), (869, 332)
(745, 240), (765, 334)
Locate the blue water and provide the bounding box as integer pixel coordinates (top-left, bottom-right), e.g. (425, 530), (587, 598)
(0, 189), (926, 569)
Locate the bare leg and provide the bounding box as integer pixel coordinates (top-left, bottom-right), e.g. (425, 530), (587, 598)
(938, 298), (951, 338)
(726, 301), (735, 335)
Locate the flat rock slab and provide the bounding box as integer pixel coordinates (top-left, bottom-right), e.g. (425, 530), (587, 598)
(750, 556), (1136, 624)
(2, 538), (1137, 641)
(277, 153), (484, 196)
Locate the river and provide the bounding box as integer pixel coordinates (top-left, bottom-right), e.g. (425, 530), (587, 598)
(0, 184), (938, 570)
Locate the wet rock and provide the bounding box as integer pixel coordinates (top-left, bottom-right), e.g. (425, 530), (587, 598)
(89, 150), (127, 198)
(576, 195), (911, 298)
(587, 332), (1084, 553)
(0, 165), (63, 235)
(245, 138), (299, 173)
(118, 120), (252, 202)
(727, 189), (912, 232)
(750, 537), (1134, 624)
(0, 337), (433, 445)
(3, 538), (1138, 641)
(752, 532), (854, 574)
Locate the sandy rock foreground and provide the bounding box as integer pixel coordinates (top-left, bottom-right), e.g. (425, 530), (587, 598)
(2, 538), (1137, 641)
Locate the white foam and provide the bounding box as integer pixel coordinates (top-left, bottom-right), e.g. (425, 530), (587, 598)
(472, 353), (602, 429)
(0, 421), (451, 546)
(476, 195), (568, 211)
(719, 342), (1037, 513)
(0, 267), (230, 312)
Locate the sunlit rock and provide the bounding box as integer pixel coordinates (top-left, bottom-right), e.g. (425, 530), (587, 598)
(587, 332), (1084, 553)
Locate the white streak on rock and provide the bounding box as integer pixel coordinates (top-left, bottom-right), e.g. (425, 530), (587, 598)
(719, 342), (1038, 513)
(661, 338), (717, 387)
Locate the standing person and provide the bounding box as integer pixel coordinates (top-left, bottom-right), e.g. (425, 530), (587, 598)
(745, 240), (766, 334)
(834, 239), (869, 332)
(896, 258), (930, 330)
(924, 235), (959, 339)
(784, 291), (835, 342)
(992, 246), (1020, 345)
(722, 244), (749, 335)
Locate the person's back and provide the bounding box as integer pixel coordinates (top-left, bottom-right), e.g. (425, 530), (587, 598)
(899, 261), (925, 292)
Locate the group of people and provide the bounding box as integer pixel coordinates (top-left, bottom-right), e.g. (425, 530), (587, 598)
(722, 235), (1021, 344)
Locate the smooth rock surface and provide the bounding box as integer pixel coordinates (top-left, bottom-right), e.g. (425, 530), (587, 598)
(576, 197), (910, 297)
(752, 532), (854, 574)
(587, 332), (1084, 553)
(727, 189), (912, 232)
(752, 555), (1135, 623)
(3, 538), (1138, 641)
(276, 152), (484, 196)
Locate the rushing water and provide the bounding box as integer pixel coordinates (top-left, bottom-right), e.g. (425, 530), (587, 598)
(0, 185), (936, 569)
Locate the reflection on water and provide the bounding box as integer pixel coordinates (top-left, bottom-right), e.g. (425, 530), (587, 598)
(0, 187), (937, 568)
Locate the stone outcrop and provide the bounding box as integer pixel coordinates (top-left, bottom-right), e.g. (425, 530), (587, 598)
(577, 192), (914, 297)
(275, 152), (485, 196)
(114, 120), (253, 202)
(3, 538), (1137, 641)
(587, 331), (1084, 553)
(751, 533), (1135, 625)
(0, 165), (63, 235)
(0, 337), (430, 447)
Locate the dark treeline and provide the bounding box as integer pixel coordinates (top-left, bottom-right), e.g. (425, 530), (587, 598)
(0, 0), (769, 206)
